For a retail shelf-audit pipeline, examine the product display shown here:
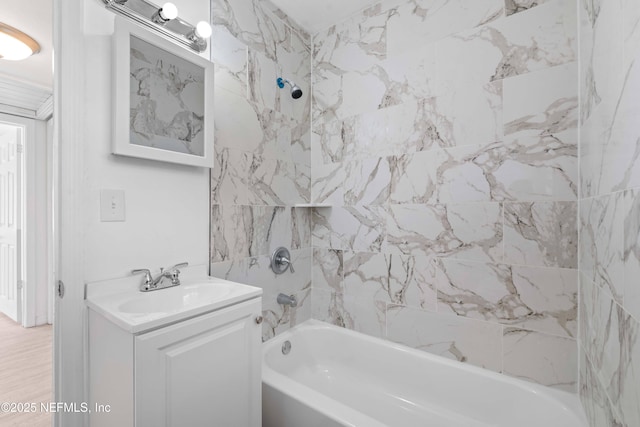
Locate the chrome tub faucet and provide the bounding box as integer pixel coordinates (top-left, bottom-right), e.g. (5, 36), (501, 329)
(277, 293), (298, 308)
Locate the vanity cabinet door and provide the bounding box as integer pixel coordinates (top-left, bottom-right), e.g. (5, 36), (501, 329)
(135, 298), (262, 427)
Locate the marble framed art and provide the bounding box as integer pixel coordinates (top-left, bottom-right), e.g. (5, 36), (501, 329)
(112, 18), (214, 168)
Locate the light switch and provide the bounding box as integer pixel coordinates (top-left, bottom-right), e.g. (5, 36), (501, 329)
(100, 190), (125, 222)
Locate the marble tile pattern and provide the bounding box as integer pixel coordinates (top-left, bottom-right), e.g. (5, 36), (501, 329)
(386, 203), (503, 262)
(312, 206), (386, 253)
(209, 0), (313, 339)
(437, 259), (577, 337)
(212, 80), (311, 205)
(579, 193), (625, 305)
(579, 349), (625, 427)
(579, 0), (640, 423)
(503, 201), (577, 268)
(504, 0), (550, 16)
(210, 248), (312, 340)
(309, 0), (580, 392)
(201, 0), (640, 409)
(624, 190), (640, 322)
(210, 205), (310, 263)
(385, 304), (503, 371)
(503, 327), (577, 392)
(262, 288), (311, 342)
(311, 288), (388, 338)
(580, 276), (640, 426)
(579, 1), (640, 199)
(311, 249), (578, 388)
(342, 251), (438, 311)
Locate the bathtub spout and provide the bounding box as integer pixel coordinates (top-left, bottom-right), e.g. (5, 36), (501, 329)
(277, 293), (297, 308)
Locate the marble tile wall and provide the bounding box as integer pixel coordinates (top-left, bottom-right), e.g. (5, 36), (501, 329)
(578, 0), (640, 425)
(207, 0), (640, 417)
(310, 0), (579, 392)
(209, 0), (313, 340)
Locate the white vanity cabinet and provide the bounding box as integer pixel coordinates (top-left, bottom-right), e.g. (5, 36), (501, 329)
(135, 299), (261, 427)
(87, 281), (262, 427)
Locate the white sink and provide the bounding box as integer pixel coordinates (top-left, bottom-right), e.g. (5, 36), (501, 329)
(118, 282), (234, 314)
(86, 276), (262, 333)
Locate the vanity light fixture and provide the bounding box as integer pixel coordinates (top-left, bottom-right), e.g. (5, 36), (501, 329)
(102, 0), (211, 52)
(0, 22), (40, 61)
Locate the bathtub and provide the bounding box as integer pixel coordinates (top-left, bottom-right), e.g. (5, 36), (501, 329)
(262, 320), (588, 427)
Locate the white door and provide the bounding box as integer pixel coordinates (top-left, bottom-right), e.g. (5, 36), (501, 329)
(0, 122), (22, 323)
(135, 299), (262, 427)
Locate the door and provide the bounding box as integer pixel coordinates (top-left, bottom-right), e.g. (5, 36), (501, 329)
(0, 122), (22, 323)
(135, 299), (262, 427)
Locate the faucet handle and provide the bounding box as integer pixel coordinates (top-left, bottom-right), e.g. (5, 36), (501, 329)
(170, 262), (189, 271)
(168, 262), (188, 285)
(281, 257), (295, 273)
(271, 248), (294, 274)
(132, 268), (152, 280)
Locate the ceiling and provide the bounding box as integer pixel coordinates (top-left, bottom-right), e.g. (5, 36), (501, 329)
(0, 0), (53, 90)
(269, 0), (380, 34)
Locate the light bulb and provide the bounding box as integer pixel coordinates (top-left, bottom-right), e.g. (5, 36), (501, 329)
(159, 2), (178, 21)
(194, 21), (212, 39)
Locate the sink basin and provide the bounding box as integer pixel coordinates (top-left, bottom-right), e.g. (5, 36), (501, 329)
(118, 282), (233, 314)
(85, 276), (262, 333)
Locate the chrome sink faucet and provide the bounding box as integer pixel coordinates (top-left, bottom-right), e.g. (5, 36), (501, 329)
(132, 262), (188, 292)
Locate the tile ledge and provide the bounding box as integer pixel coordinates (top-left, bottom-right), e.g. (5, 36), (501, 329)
(294, 203), (332, 208)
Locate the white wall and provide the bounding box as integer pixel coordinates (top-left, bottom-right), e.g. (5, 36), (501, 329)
(29, 118), (49, 326)
(54, 2), (212, 423)
(81, 0), (210, 283)
(46, 117), (54, 325)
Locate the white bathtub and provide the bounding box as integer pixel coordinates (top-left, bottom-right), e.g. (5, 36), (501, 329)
(262, 320), (588, 427)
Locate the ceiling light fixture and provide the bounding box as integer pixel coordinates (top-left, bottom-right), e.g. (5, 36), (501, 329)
(0, 22), (41, 61)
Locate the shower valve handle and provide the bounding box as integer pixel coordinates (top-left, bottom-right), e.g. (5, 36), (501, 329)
(271, 247), (294, 274)
(278, 255), (294, 273)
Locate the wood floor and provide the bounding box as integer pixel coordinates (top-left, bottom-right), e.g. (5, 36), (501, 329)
(0, 313), (52, 427)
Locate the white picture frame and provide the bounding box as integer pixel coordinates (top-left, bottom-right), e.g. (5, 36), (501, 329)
(112, 18), (214, 168)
